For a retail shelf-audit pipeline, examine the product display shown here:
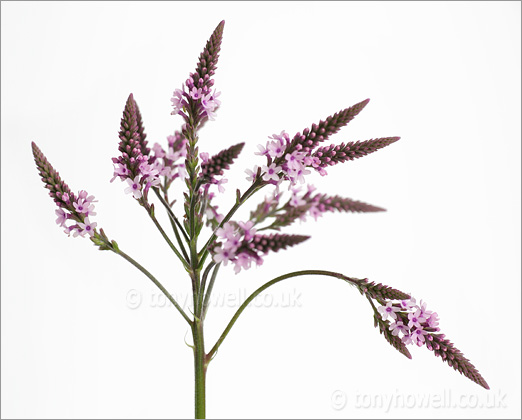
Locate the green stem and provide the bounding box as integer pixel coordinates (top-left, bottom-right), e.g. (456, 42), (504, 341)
(207, 269), (359, 360)
(192, 317), (207, 419)
(110, 245), (192, 326)
(202, 263), (220, 320)
(197, 262), (215, 316)
(145, 203), (190, 270)
(153, 187), (190, 245)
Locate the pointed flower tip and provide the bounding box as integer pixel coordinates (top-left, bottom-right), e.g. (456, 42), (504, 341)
(358, 98), (370, 111)
(31, 141), (42, 157)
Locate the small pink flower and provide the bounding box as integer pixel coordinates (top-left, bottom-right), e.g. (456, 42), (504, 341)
(139, 162), (159, 178)
(73, 199), (89, 214)
(378, 302), (400, 321)
(213, 246), (235, 265)
(78, 217), (97, 238)
(177, 164), (188, 179)
(216, 178), (228, 193)
(255, 144), (267, 156)
(200, 90), (221, 120)
(152, 143), (166, 159)
(55, 208), (68, 227)
(223, 233), (241, 251)
(189, 87), (203, 100)
(408, 309), (427, 329)
(245, 166), (260, 182)
(170, 89), (185, 115)
(389, 320), (408, 337)
(200, 152), (210, 163)
(78, 190), (97, 203)
(289, 188), (306, 207)
(238, 220), (256, 241)
(268, 131), (289, 145)
(125, 176), (143, 199)
(261, 163), (281, 182)
(110, 163), (129, 183)
(418, 300), (433, 318)
(71, 226), (84, 238)
(402, 334), (414, 345)
(427, 312), (440, 328)
(267, 140), (285, 159)
(290, 167), (311, 184)
(145, 175), (161, 189)
(216, 222), (237, 240)
(233, 253), (253, 274)
(284, 151), (307, 171)
(411, 327), (428, 346)
(308, 204), (322, 221)
(84, 203), (97, 217)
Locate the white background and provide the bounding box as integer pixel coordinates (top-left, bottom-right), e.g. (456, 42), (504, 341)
(1, 1), (520, 418)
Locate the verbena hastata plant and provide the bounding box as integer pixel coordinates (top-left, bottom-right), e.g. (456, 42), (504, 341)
(32, 21), (488, 418)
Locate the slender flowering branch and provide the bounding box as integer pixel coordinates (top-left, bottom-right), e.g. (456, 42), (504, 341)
(257, 188), (386, 231)
(93, 231), (192, 326)
(153, 187), (190, 260)
(207, 270), (395, 359)
(32, 144), (190, 326)
(372, 296), (489, 389)
(312, 136), (400, 173)
(32, 142), (98, 238)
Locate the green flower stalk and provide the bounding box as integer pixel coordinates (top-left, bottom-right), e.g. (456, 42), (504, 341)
(32, 19), (489, 420)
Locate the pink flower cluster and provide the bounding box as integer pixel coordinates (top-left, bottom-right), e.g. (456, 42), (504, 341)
(171, 78), (221, 122)
(212, 221), (261, 274)
(378, 298), (440, 347)
(55, 190), (98, 238)
(151, 134), (189, 181)
(288, 185), (324, 221)
(252, 131), (322, 186)
(111, 159), (158, 200)
(111, 134), (188, 199)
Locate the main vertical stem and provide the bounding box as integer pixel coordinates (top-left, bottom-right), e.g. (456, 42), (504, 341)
(193, 318), (207, 419)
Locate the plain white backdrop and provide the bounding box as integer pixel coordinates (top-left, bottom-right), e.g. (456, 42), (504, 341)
(1, 1), (520, 418)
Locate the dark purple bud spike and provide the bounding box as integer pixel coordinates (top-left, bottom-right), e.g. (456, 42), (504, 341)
(200, 142), (244, 181)
(283, 99), (370, 159)
(313, 137), (400, 168)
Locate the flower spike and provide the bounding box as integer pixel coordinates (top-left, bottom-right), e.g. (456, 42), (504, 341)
(32, 142), (98, 238)
(313, 136), (400, 170)
(134, 95), (150, 157)
(286, 98), (370, 156)
(193, 20), (225, 91)
(115, 93), (148, 179)
(201, 142), (244, 181)
(32, 141), (75, 209)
